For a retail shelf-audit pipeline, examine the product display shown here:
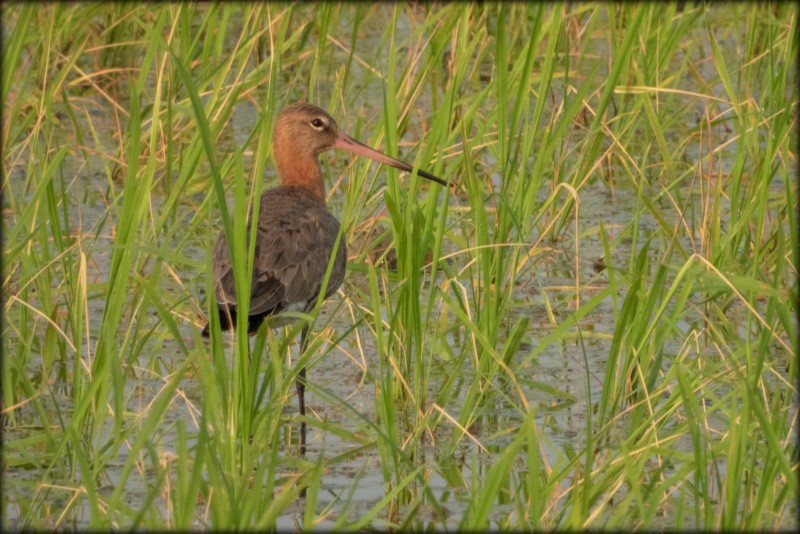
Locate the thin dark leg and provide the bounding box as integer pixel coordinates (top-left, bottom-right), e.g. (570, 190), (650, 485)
(297, 325), (309, 457)
(297, 325), (309, 499)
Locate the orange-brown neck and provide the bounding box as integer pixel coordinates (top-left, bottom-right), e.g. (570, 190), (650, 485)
(273, 130), (326, 200)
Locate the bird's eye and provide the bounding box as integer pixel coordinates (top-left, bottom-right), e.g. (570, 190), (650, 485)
(310, 118), (326, 130)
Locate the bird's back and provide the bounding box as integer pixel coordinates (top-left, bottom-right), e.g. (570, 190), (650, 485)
(205, 185), (347, 335)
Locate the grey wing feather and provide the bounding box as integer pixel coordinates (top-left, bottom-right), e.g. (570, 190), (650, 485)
(212, 186), (346, 318)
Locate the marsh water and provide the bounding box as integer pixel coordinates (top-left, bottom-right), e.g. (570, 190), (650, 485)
(5, 122), (784, 528)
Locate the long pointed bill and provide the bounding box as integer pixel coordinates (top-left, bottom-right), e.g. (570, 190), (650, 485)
(333, 132), (447, 186)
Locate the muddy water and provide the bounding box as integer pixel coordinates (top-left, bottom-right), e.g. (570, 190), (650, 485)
(4, 123), (791, 528)
(4, 107), (656, 528)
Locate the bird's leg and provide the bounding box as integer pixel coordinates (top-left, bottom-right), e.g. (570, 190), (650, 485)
(297, 325), (310, 499)
(297, 325), (309, 457)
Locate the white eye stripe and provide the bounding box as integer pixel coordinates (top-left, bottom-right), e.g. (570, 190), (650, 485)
(310, 117), (327, 130)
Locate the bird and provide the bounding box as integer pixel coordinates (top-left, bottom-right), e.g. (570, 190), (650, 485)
(202, 101), (445, 452)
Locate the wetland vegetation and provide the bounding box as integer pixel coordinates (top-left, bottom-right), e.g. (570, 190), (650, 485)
(2, 2), (797, 530)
